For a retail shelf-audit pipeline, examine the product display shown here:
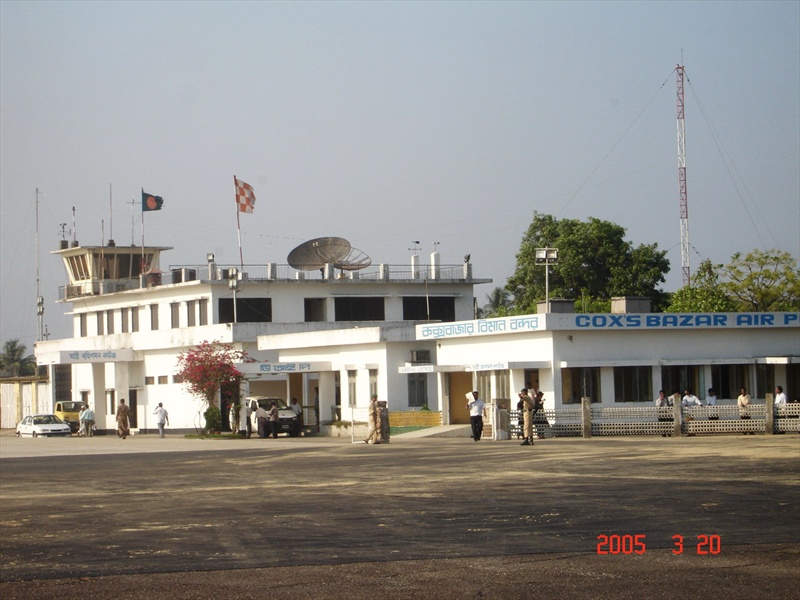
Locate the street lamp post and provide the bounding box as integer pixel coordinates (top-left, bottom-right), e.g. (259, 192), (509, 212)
(535, 248), (559, 309)
(228, 267), (240, 323)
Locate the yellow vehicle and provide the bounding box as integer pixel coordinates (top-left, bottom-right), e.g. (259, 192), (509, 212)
(54, 401), (83, 433)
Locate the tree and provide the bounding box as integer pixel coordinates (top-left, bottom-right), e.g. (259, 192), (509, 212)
(666, 259), (736, 313)
(1, 339), (36, 377)
(506, 213), (670, 314)
(175, 341), (247, 432)
(482, 287), (513, 318)
(719, 249), (800, 312)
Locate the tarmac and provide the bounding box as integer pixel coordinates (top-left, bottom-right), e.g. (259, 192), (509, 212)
(0, 428), (798, 599)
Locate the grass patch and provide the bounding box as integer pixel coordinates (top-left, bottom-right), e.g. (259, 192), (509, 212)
(390, 426), (431, 435)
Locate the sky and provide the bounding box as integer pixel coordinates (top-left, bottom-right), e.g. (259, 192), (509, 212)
(2, 1), (798, 351)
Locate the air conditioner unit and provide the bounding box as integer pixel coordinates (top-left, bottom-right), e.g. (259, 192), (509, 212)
(410, 350), (431, 364)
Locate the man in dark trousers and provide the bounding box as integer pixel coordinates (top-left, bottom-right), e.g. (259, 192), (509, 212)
(466, 391), (486, 442)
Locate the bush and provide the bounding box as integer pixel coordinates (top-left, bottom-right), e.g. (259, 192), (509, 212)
(203, 404), (222, 433)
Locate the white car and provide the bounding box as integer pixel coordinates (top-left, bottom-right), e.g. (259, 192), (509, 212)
(16, 414), (73, 438)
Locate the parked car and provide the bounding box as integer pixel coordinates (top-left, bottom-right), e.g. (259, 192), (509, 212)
(54, 400), (83, 433)
(16, 414), (73, 438)
(248, 397), (302, 437)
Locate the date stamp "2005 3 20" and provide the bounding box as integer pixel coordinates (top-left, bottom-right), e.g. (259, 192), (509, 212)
(596, 534), (722, 555)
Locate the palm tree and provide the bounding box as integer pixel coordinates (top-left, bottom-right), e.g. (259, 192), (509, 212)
(482, 287), (513, 318)
(1, 339), (36, 377)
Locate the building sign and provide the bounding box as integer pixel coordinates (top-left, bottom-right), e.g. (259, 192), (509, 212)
(234, 361), (330, 374)
(418, 315), (540, 340)
(417, 312), (799, 340)
(398, 365), (435, 373)
(59, 349), (134, 363)
(466, 362), (508, 372)
(573, 312), (799, 329)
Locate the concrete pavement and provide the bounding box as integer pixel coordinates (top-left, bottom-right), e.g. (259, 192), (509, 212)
(1, 430), (798, 599)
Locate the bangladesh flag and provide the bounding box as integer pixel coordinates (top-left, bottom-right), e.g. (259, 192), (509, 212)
(142, 191), (164, 212)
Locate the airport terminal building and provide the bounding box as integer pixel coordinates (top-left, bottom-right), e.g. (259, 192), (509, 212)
(33, 241), (799, 434)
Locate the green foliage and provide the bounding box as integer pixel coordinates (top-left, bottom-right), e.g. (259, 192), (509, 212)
(719, 249), (800, 312)
(203, 404), (222, 433)
(0, 339), (36, 377)
(666, 259), (736, 313)
(506, 213), (670, 313)
(481, 287), (513, 318)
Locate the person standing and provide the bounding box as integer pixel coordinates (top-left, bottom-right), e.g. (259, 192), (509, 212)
(152, 402), (169, 438)
(466, 391), (486, 442)
(518, 388), (534, 446)
(116, 398), (131, 439)
(268, 401), (279, 439)
(774, 385), (787, 406)
(706, 388), (719, 420)
(682, 389), (702, 407)
(79, 404), (95, 437)
(290, 397), (303, 427)
(255, 403), (268, 438)
(737, 387), (751, 418)
(364, 394), (381, 444)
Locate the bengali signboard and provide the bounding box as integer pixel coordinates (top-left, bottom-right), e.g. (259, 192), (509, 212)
(58, 349), (134, 363)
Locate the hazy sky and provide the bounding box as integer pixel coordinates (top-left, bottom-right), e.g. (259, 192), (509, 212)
(2, 1), (798, 350)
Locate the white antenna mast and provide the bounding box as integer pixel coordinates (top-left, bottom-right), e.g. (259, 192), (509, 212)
(36, 189), (44, 341)
(676, 64), (690, 286)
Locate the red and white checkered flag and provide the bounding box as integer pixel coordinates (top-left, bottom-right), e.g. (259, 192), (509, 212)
(234, 177), (256, 213)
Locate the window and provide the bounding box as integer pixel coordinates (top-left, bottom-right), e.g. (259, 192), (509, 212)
(173, 374), (184, 384)
(477, 371), (491, 405)
(106, 310), (114, 334)
(305, 298), (326, 322)
(187, 300), (196, 327)
(348, 370), (357, 408)
(170, 302), (180, 328)
(495, 370), (510, 401)
(756, 364), (775, 399)
(158, 375), (168, 385)
(150, 304), (159, 330)
(96, 312), (104, 335)
(711, 364), (751, 399)
(218, 297), (272, 323)
(662, 365), (704, 399)
(614, 366), (653, 403)
(402, 297), (456, 322)
(198, 299), (208, 326)
(408, 373), (428, 407)
(121, 308), (129, 333)
(562, 367), (601, 404)
(145, 376), (155, 385)
(131, 307), (139, 332)
(106, 389), (115, 414)
(334, 297), (385, 321)
(79, 313), (87, 337)
(369, 369), (378, 399)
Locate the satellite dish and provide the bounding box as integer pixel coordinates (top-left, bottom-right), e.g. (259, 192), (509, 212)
(288, 237), (372, 271)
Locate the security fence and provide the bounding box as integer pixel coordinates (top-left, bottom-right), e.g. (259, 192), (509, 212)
(503, 401), (800, 439)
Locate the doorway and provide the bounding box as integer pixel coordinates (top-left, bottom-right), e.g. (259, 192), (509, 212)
(448, 372), (473, 424)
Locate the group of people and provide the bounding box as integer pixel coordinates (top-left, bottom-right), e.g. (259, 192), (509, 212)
(465, 387), (546, 445)
(111, 398), (169, 439)
(78, 404), (95, 437)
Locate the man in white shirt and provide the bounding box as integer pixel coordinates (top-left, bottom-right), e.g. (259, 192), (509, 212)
(152, 402), (169, 439)
(466, 391), (486, 442)
(774, 385), (787, 406)
(682, 389), (701, 407)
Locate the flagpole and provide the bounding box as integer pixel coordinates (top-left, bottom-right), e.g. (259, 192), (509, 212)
(141, 188), (146, 285)
(235, 176), (244, 270)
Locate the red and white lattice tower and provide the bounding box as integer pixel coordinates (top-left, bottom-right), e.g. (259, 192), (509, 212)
(676, 64), (690, 286)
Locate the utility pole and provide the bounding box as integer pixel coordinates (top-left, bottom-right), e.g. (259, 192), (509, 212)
(676, 64), (690, 286)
